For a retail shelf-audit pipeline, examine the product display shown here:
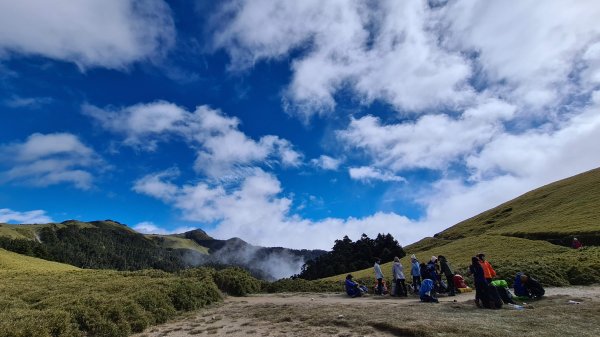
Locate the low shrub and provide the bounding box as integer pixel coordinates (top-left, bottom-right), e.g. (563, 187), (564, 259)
(262, 278), (342, 293)
(0, 269), (223, 337)
(212, 267), (261, 296)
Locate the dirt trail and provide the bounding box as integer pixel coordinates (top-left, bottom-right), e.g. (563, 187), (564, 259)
(134, 286), (600, 337)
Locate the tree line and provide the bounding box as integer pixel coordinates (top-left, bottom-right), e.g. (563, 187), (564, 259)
(297, 233), (405, 280)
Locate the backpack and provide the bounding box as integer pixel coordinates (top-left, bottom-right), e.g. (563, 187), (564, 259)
(484, 284), (503, 309)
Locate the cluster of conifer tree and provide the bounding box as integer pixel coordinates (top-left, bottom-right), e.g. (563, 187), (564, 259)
(297, 233), (405, 280)
(0, 222), (186, 271)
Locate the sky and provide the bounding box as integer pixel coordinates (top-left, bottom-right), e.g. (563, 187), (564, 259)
(1, 0), (600, 250)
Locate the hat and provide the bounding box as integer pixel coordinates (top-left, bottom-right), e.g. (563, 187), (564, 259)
(431, 256), (437, 262)
(394, 256), (400, 262)
(410, 254), (417, 260)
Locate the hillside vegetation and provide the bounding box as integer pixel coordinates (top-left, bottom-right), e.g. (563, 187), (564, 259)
(0, 222), (323, 280)
(0, 248), (341, 337)
(327, 168), (600, 287)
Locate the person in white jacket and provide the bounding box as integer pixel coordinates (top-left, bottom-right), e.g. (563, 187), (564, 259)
(392, 256), (408, 297)
(374, 258), (384, 295)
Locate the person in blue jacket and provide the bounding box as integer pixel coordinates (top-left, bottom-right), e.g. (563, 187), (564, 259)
(411, 254), (421, 293)
(419, 279), (439, 303)
(345, 274), (365, 297)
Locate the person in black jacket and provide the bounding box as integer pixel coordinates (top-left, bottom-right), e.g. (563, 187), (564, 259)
(438, 255), (455, 296)
(521, 274), (545, 299)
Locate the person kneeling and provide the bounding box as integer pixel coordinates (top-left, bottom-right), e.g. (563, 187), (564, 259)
(345, 274), (366, 298)
(419, 279), (439, 303)
(521, 274), (545, 300)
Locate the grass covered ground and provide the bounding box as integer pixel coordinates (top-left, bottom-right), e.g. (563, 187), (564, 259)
(0, 248), (340, 337)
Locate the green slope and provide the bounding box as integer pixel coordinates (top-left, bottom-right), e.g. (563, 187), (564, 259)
(0, 248), (80, 272)
(326, 168), (600, 286)
(146, 234), (209, 255)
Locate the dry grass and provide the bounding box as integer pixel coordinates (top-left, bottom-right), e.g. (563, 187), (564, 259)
(0, 248), (79, 272)
(133, 289), (600, 337)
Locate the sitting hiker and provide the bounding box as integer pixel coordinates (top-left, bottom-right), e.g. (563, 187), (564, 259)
(572, 237), (583, 249)
(521, 274), (545, 299)
(419, 279), (439, 303)
(513, 272), (529, 298)
(345, 274), (365, 298)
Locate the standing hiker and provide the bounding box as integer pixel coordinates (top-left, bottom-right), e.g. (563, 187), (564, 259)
(392, 256), (408, 297)
(411, 254), (421, 293)
(374, 257), (384, 295)
(477, 253), (496, 283)
(469, 256), (487, 308)
(438, 255), (456, 296)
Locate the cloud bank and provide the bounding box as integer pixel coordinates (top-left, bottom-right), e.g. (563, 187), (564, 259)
(0, 0), (175, 69)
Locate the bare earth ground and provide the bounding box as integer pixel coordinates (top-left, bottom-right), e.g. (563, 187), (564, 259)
(133, 286), (600, 337)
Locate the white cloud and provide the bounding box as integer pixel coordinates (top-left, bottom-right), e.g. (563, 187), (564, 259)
(442, 0), (600, 109)
(338, 98), (516, 171)
(0, 133), (102, 189)
(84, 101), (302, 179)
(133, 167), (426, 249)
(0, 208), (53, 224)
(2, 96), (52, 109)
(310, 155), (342, 171)
(349, 166), (405, 183)
(0, 0), (175, 69)
(211, 0), (472, 120)
(133, 221), (195, 235)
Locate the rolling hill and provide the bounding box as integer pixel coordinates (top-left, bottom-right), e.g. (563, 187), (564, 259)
(0, 220), (324, 280)
(326, 167), (600, 286)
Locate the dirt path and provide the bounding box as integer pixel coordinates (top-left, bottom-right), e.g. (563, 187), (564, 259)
(134, 286), (600, 337)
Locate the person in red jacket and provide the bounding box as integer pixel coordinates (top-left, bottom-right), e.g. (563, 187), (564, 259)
(477, 253), (496, 283)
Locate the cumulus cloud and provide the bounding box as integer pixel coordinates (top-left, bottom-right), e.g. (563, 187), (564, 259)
(310, 155), (342, 171)
(349, 166), (405, 183)
(338, 98), (516, 171)
(442, 0), (600, 109)
(0, 133), (102, 189)
(133, 168), (425, 249)
(84, 101), (302, 179)
(0, 0), (175, 69)
(133, 221), (195, 235)
(0, 208), (53, 224)
(210, 0), (472, 120)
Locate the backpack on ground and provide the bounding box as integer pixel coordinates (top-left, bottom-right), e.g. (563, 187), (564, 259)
(483, 284), (503, 309)
(491, 280), (515, 304)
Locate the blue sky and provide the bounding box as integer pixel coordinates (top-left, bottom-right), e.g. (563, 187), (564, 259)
(1, 1), (600, 249)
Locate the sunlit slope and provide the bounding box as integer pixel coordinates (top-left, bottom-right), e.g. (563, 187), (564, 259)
(0, 248), (79, 272)
(436, 167), (600, 241)
(146, 234), (209, 255)
(326, 168), (600, 286)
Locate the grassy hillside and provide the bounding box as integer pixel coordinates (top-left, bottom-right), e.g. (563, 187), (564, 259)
(146, 234), (209, 255)
(326, 168), (600, 286)
(436, 167), (600, 243)
(0, 248), (79, 272)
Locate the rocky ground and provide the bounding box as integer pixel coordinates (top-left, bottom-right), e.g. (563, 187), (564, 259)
(133, 286), (600, 337)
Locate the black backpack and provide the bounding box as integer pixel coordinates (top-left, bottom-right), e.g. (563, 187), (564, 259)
(484, 284), (503, 309)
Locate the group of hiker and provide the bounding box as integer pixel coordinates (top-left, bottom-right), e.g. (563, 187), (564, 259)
(344, 253), (546, 309)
